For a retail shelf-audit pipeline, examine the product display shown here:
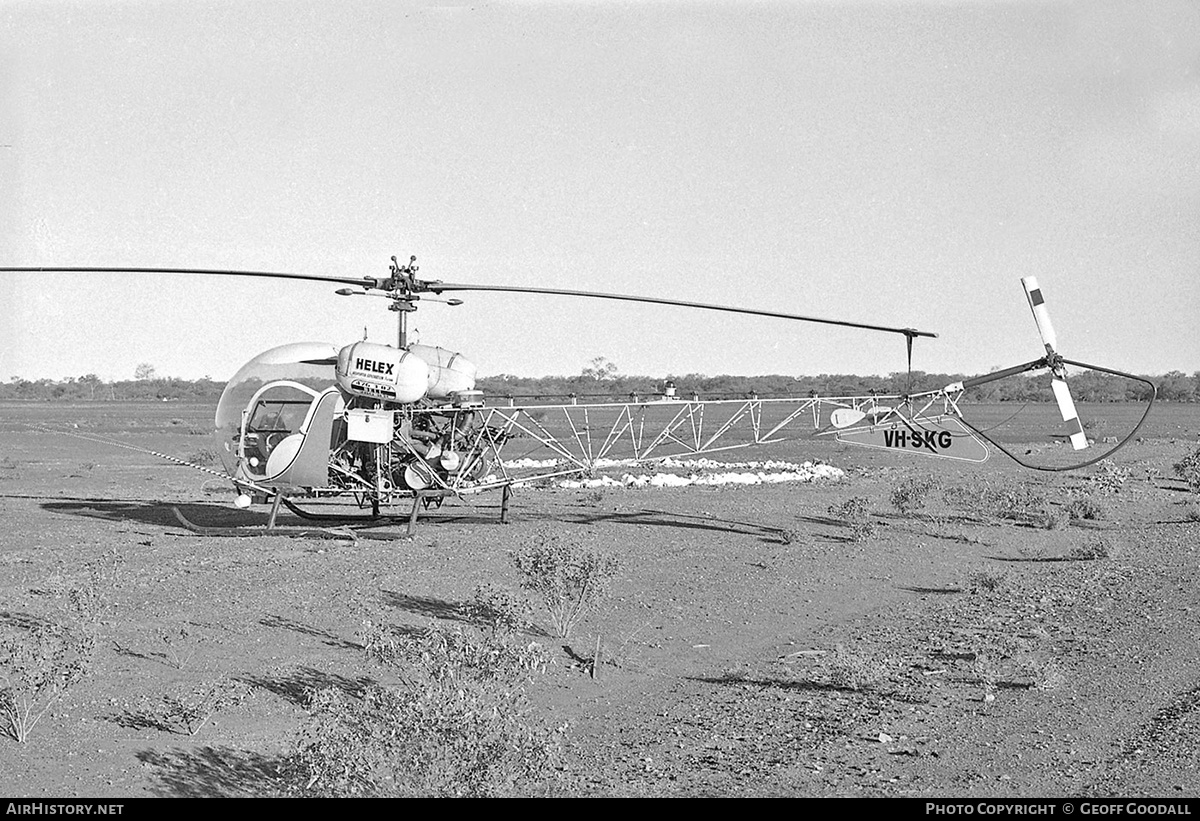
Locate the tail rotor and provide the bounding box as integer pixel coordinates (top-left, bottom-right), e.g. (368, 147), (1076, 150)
(1021, 277), (1088, 451)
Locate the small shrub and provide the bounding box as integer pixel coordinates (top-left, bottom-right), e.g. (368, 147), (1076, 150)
(1064, 494), (1106, 522)
(992, 482), (1049, 524)
(289, 625), (561, 797)
(1038, 504), (1070, 531)
(509, 531), (619, 639)
(967, 569), (1007, 594)
(147, 676), (251, 736)
(153, 625), (200, 670)
(0, 561), (114, 743)
(1091, 460), (1131, 493)
(61, 559), (117, 629)
(890, 474), (940, 516)
(827, 497), (876, 541)
(944, 478), (1047, 525)
(360, 620), (549, 681)
(848, 520), (876, 542)
(461, 584), (533, 635)
(942, 478), (994, 515)
(0, 623), (95, 743)
(1173, 446), (1200, 493)
(1068, 536), (1111, 561)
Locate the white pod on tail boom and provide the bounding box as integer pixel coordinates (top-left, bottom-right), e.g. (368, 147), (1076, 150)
(1021, 277), (1087, 451)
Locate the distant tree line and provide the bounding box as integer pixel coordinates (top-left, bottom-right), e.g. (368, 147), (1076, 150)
(477, 368), (1178, 403)
(2, 366), (1191, 403)
(1, 374), (225, 402)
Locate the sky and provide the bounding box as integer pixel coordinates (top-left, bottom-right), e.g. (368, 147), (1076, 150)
(1, 0), (1198, 383)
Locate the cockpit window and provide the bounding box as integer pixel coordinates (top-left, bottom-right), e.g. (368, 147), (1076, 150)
(248, 391), (312, 435)
(242, 385), (319, 472)
(214, 342), (338, 474)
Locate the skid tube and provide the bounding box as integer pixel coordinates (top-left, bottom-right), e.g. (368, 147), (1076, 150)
(281, 484), (514, 535)
(171, 504), (357, 541)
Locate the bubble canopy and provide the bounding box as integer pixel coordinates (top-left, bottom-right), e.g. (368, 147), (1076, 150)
(214, 342), (339, 475)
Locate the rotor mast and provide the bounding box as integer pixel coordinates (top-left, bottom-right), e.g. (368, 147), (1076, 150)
(398, 301), (408, 349)
(387, 255), (420, 349)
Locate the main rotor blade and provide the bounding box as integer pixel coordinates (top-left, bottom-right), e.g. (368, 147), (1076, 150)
(0, 266), (371, 288)
(426, 282), (938, 339)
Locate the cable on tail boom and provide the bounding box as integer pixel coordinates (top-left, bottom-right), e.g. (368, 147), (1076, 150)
(950, 358), (1157, 472)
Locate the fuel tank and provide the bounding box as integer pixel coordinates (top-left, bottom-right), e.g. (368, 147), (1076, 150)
(336, 341), (429, 403)
(407, 344), (477, 400)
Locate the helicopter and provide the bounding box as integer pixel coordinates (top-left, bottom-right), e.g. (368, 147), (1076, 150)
(0, 257), (1156, 535)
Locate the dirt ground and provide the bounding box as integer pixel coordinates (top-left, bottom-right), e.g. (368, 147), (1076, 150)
(0, 401), (1197, 797)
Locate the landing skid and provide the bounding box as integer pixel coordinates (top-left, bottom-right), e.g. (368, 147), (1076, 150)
(280, 496), (390, 523)
(171, 506), (358, 541)
(284, 485), (514, 535)
(175, 482), (515, 538)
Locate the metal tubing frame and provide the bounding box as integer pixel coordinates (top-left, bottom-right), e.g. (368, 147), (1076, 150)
(267, 390), (991, 504)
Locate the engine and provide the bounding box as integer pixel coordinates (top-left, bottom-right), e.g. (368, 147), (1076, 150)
(330, 342), (492, 494)
(333, 401), (496, 494)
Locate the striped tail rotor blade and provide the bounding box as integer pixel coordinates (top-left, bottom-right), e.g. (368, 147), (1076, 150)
(1021, 276), (1059, 354)
(1051, 377), (1088, 450)
(1022, 277), (1086, 448)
